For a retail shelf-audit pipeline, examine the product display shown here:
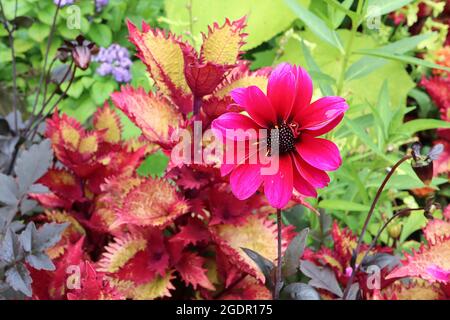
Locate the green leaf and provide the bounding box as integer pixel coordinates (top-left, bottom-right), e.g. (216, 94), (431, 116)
(88, 24), (112, 47)
(137, 151), (169, 177)
(354, 49), (450, 73)
(366, 0), (414, 17)
(278, 30), (414, 107)
(13, 39), (34, 53)
(67, 80), (85, 99)
(285, 0), (344, 52)
(328, 0), (354, 29)
(299, 39), (334, 96)
(318, 199), (370, 212)
(345, 34), (432, 80)
(343, 117), (382, 156)
(400, 119), (450, 135)
(28, 23), (50, 42)
(91, 81), (117, 105)
(400, 211), (427, 243)
(409, 88), (432, 117)
(165, 0), (307, 50)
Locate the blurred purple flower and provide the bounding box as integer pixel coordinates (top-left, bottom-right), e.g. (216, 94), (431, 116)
(54, 0), (75, 7)
(93, 44), (132, 83)
(95, 0), (109, 12)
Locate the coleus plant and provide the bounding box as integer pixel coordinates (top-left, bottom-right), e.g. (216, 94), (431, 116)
(26, 17), (298, 300)
(10, 14), (450, 301)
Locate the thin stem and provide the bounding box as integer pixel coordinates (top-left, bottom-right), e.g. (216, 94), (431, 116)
(343, 207), (423, 300)
(336, 0), (364, 96)
(361, 208), (423, 262)
(42, 61), (74, 111)
(274, 208), (282, 300)
(0, 0), (18, 131)
(27, 64), (77, 142)
(342, 154), (413, 299)
(193, 96), (202, 118)
(42, 57), (58, 104)
(28, 0), (61, 127)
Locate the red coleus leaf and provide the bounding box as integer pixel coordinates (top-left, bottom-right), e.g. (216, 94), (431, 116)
(387, 236), (450, 283)
(97, 232), (174, 300)
(218, 276), (271, 300)
(182, 43), (233, 98)
(213, 69), (268, 100)
(369, 280), (447, 300)
(331, 222), (392, 267)
(331, 221), (358, 264)
(420, 76), (450, 111)
(168, 164), (212, 190)
(30, 192), (71, 210)
(93, 103), (123, 144)
(67, 261), (124, 300)
(112, 177), (189, 228)
(424, 219), (450, 245)
(127, 20), (192, 113)
(169, 217), (210, 247)
(444, 205), (450, 221)
(43, 210), (86, 260)
(210, 214), (294, 282)
(208, 186), (264, 226)
(175, 252), (215, 290)
(47, 237), (86, 299)
(46, 111), (103, 177)
(200, 16), (247, 66)
(97, 233), (148, 275)
(37, 168), (83, 203)
(111, 86), (184, 149)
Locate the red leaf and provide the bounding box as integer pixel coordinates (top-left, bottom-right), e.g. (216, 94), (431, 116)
(175, 252), (215, 290)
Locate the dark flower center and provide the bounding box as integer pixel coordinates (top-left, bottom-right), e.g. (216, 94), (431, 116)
(266, 123), (296, 155)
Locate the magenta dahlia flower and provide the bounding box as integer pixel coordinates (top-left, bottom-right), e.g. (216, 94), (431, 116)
(212, 63), (348, 209)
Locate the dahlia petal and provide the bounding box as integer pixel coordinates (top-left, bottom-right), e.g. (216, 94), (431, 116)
(220, 164), (236, 177)
(299, 96), (348, 132)
(296, 135), (342, 171)
(292, 167), (317, 198)
(292, 153), (330, 188)
(211, 112), (260, 141)
(230, 164), (263, 200)
(263, 155), (293, 208)
(304, 113), (344, 137)
(230, 86), (276, 127)
(267, 63), (297, 121)
(290, 66), (313, 120)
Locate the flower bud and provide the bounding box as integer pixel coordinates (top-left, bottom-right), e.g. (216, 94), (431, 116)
(387, 223), (402, 239)
(410, 143), (443, 185)
(58, 35), (99, 70)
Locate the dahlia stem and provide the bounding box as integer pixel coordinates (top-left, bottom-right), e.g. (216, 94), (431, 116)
(274, 208), (282, 300)
(342, 154), (412, 299)
(193, 96), (202, 118)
